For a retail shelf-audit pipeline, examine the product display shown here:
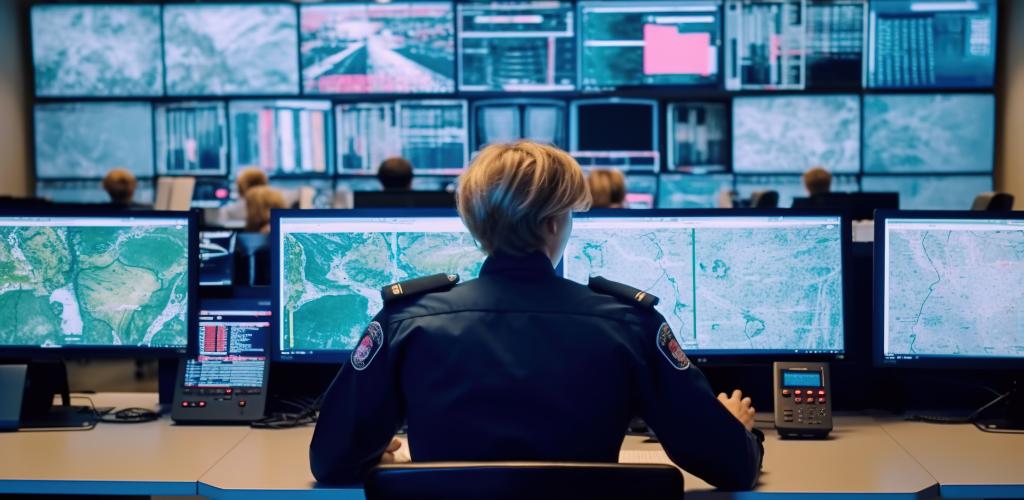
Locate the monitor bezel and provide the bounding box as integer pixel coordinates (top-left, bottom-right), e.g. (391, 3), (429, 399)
(873, 210), (1024, 370)
(571, 208), (851, 365)
(270, 208), (467, 363)
(0, 208), (200, 359)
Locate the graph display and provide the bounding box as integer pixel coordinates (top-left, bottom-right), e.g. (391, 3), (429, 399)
(667, 102), (726, 173)
(337, 103), (402, 173)
(300, 3), (456, 94)
(563, 215), (844, 354)
(229, 100), (332, 177)
(458, 1), (576, 91)
(0, 216), (190, 349)
(861, 175), (991, 210)
(865, 0), (996, 88)
(736, 174), (859, 208)
(156, 102), (229, 176)
(579, 1), (721, 90)
(34, 102), (154, 180)
(31, 5), (163, 97)
(863, 94), (994, 173)
(657, 174), (734, 208)
(724, 0), (805, 90)
(163, 4), (299, 96)
(398, 100), (470, 172)
(474, 100), (566, 149)
(732, 95), (860, 174)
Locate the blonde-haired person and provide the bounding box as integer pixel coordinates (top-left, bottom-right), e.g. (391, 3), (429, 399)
(802, 166), (832, 197)
(243, 185), (286, 234)
(102, 168), (148, 209)
(310, 141), (764, 490)
(217, 167), (270, 226)
(588, 168), (627, 208)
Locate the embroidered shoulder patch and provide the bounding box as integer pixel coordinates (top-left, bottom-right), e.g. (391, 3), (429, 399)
(656, 322), (690, 370)
(351, 321), (384, 371)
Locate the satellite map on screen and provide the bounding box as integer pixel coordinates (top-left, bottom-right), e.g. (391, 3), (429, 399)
(861, 175), (991, 210)
(281, 230), (484, 351)
(885, 225), (1024, 358)
(35, 103), (154, 180)
(564, 219), (844, 352)
(0, 222), (189, 348)
(32, 5), (163, 96)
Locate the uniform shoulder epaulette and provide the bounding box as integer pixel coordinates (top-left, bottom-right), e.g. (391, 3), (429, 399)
(588, 276), (659, 309)
(381, 273), (460, 303)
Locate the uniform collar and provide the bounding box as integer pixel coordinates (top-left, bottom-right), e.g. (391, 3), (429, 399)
(480, 251), (556, 278)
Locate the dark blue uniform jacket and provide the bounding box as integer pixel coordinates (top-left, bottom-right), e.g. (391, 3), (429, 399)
(310, 252), (764, 489)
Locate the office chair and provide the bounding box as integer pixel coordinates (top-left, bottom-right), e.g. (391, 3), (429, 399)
(365, 462), (685, 500)
(971, 192), (1015, 211)
(749, 190), (780, 209)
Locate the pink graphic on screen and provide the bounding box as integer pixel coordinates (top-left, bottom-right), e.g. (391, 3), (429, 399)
(643, 25), (711, 76)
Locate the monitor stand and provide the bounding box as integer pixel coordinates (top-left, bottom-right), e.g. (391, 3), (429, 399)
(0, 361), (96, 431)
(975, 379), (1024, 432)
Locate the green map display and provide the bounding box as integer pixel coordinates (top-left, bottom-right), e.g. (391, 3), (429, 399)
(282, 231), (485, 351)
(0, 222), (190, 348)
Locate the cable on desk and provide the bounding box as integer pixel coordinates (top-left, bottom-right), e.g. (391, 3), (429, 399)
(98, 407), (159, 424)
(251, 394), (324, 429)
(908, 390), (1011, 425)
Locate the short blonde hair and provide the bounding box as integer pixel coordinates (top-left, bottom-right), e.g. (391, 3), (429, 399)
(588, 169), (626, 208)
(457, 141), (591, 256)
(102, 168), (137, 204)
(244, 186), (287, 233)
(802, 166), (832, 196)
(236, 168), (269, 197)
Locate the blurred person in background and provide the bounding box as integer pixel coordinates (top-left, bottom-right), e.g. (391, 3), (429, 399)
(244, 185), (286, 234)
(802, 166), (832, 197)
(377, 157), (414, 191)
(102, 168), (148, 209)
(587, 168), (627, 209)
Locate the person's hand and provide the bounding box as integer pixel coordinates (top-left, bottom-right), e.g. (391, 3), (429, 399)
(718, 389), (756, 432)
(378, 437), (403, 464)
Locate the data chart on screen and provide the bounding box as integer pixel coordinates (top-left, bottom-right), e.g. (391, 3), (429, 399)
(229, 100), (332, 177)
(156, 102), (229, 176)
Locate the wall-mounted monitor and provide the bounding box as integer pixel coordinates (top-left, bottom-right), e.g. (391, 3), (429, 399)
(667, 102), (727, 173)
(473, 99), (566, 150)
(229, 100), (333, 177)
(724, 0), (806, 90)
(34, 102), (154, 180)
(570, 98), (659, 171)
(735, 174), (859, 208)
(732, 95), (860, 174)
(863, 94), (994, 174)
(458, 1), (576, 92)
(657, 173), (734, 208)
(31, 4), (163, 97)
(300, 2), (456, 94)
(163, 4), (300, 96)
(36, 180), (156, 206)
(578, 1), (722, 91)
(155, 102), (229, 176)
(806, 0), (864, 89)
(865, 0), (996, 88)
(861, 175), (991, 210)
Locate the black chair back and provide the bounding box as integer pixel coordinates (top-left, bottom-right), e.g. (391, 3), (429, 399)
(749, 190), (779, 209)
(972, 192), (1015, 211)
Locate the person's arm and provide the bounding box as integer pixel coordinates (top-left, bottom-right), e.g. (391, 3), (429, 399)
(635, 318), (764, 491)
(309, 313), (404, 484)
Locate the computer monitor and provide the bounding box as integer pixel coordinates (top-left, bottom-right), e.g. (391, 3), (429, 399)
(732, 95), (860, 175)
(300, 2), (456, 94)
(191, 178), (233, 209)
(657, 173), (734, 209)
(735, 174), (859, 208)
(185, 298), (270, 389)
(791, 192), (900, 221)
(35, 180), (156, 206)
(578, 0), (722, 91)
(806, 0), (864, 89)
(875, 211), (1024, 368)
(199, 231), (237, 287)
(156, 102), (229, 177)
(563, 211), (847, 360)
(272, 210), (486, 362)
(570, 98), (659, 171)
(865, 0), (996, 89)
(31, 4), (163, 97)
(352, 191), (456, 209)
(0, 211), (198, 357)
(666, 102), (727, 173)
(228, 100), (333, 177)
(457, 1), (576, 92)
(163, 4), (299, 96)
(624, 174), (658, 209)
(724, 0), (806, 90)
(34, 102), (154, 181)
(863, 94), (995, 174)
(473, 99), (567, 150)
(861, 175), (991, 210)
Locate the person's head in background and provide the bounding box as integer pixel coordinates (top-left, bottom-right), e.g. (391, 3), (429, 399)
(587, 169), (627, 209)
(102, 168), (137, 207)
(802, 166), (832, 196)
(458, 141), (591, 266)
(377, 157), (414, 191)
(236, 167), (269, 199)
(244, 185), (287, 234)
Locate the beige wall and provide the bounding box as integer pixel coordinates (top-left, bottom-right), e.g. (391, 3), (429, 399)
(0, 0), (29, 197)
(997, 0), (1024, 207)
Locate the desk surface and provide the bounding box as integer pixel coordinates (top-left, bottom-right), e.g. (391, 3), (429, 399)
(879, 419), (1024, 499)
(0, 393), (251, 497)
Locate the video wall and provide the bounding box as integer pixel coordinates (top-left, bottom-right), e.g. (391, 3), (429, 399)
(30, 0), (998, 209)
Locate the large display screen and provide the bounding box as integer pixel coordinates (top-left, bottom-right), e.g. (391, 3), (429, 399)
(163, 4), (300, 96)
(657, 174), (734, 209)
(861, 175), (991, 210)
(474, 100), (566, 149)
(458, 1), (576, 92)
(277, 215), (485, 360)
(563, 214), (845, 355)
(36, 180), (156, 206)
(34, 102), (154, 180)
(571, 99), (659, 171)
(300, 3), (456, 94)
(807, 0), (864, 89)
(732, 95), (860, 174)
(0, 216), (190, 349)
(724, 0), (805, 90)
(31, 4), (163, 97)
(863, 94), (994, 174)
(155, 102), (229, 176)
(865, 0), (996, 88)
(667, 102), (726, 173)
(579, 1), (722, 90)
(229, 100), (333, 177)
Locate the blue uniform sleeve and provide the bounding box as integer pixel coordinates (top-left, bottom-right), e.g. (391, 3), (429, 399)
(309, 311), (404, 484)
(635, 315), (764, 491)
